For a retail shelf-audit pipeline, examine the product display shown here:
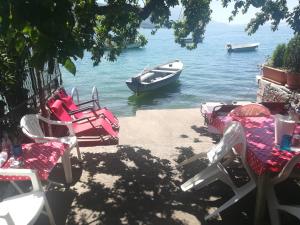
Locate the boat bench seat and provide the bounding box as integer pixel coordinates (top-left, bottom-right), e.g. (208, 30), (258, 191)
(151, 69), (174, 73)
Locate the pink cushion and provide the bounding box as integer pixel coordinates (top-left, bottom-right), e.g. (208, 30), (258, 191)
(74, 108), (118, 126)
(57, 88), (68, 98)
(73, 117), (118, 138)
(50, 100), (72, 122)
(46, 96), (56, 108)
(61, 96), (79, 111)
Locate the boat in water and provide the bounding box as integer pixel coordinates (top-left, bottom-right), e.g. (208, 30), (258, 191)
(226, 43), (259, 52)
(125, 41), (144, 49)
(126, 60), (183, 94)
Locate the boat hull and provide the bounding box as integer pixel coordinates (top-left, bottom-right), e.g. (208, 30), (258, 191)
(226, 43), (259, 53)
(126, 60), (183, 93)
(126, 70), (182, 93)
(228, 46), (258, 52)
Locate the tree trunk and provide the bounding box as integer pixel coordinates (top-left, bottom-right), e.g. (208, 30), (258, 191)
(36, 69), (48, 116)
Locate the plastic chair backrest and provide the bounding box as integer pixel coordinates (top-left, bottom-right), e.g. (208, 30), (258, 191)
(207, 121), (246, 163)
(229, 103), (271, 118)
(20, 114), (45, 139)
(49, 100), (72, 122)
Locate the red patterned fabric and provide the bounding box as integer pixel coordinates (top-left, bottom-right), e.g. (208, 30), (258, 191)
(0, 142), (68, 181)
(234, 116), (300, 175)
(210, 115), (232, 134)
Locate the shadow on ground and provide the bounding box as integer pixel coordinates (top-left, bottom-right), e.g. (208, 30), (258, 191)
(44, 145), (255, 225)
(2, 145), (299, 224)
(191, 125), (221, 144)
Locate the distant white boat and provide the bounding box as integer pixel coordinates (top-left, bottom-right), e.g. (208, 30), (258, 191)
(125, 41), (143, 49)
(126, 60), (183, 94)
(226, 43), (259, 52)
(181, 38), (193, 44)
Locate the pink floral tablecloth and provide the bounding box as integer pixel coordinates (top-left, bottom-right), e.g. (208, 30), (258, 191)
(234, 116), (300, 175)
(0, 142), (68, 181)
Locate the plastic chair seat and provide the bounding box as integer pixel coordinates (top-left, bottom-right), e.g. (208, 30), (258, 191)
(0, 191), (44, 225)
(20, 114), (82, 183)
(0, 169), (56, 225)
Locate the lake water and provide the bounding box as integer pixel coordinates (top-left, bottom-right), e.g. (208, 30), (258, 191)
(61, 23), (293, 116)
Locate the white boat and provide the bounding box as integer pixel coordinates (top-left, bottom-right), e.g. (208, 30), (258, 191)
(226, 43), (259, 52)
(126, 60), (183, 94)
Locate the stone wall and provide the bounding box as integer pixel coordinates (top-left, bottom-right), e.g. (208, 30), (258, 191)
(257, 77), (290, 102)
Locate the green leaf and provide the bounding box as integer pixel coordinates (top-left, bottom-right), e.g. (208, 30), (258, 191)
(64, 58), (76, 75)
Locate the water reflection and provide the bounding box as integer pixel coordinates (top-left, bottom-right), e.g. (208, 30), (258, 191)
(127, 82), (181, 109)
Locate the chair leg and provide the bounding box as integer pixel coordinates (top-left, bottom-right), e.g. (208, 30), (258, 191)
(43, 196), (56, 225)
(61, 153), (73, 184)
(205, 170), (256, 220)
(177, 153), (206, 168)
(267, 186), (281, 225)
(216, 163), (237, 191)
(181, 164), (221, 191)
(75, 144), (82, 161)
(205, 194), (241, 220)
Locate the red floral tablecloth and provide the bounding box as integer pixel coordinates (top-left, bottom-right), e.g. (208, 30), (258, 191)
(0, 142), (68, 181)
(234, 116), (300, 175)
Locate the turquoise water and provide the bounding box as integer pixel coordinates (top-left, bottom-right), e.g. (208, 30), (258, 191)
(61, 23), (293, 116)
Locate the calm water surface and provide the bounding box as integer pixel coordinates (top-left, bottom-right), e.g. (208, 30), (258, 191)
(62, 23), (293, 116)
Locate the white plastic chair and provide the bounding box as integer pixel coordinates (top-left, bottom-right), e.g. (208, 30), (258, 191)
(20, 114), (81, 184)
(178, 121), (256, 220)
(267, 154), (300, 225)
(0, 168), (56, 225)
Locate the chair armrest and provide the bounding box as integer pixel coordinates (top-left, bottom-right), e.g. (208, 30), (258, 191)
(37, 115), (72, 126)
(22, 123), (75, 140)
(76, 99), (96, 107)
(0, 169), (42, 191)
(72, 117), (91, 123)
(176, 152), (208, 168)
(22, 129), (71, 143)
(68, 106), (93, 115)
(272, 154), (300, 184)
(34, 136), (63, 143)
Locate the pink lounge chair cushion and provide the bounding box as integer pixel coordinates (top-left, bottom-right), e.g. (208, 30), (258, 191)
(72, 117), (118, 138)
(57, 88), (68, 98)
(60, 96), (78, 111)
(58, 94), (119, 126)
(73, 108), (118, 125)
(50, 100), (73, 122)
(229, 103), (271, 118)
(54, 87), (119, 128)
(50, 100), (118, 138)
(46, 97), (57, 109)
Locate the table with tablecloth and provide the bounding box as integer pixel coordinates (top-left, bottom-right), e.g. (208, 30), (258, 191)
(235, 116), (300, 175)
(0, 142), (70, 182)
(216, 115), (300, 225)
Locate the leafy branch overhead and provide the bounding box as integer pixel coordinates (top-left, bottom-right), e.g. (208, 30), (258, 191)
(0, 0), (299, 75)
(221, 0), (298, 34)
